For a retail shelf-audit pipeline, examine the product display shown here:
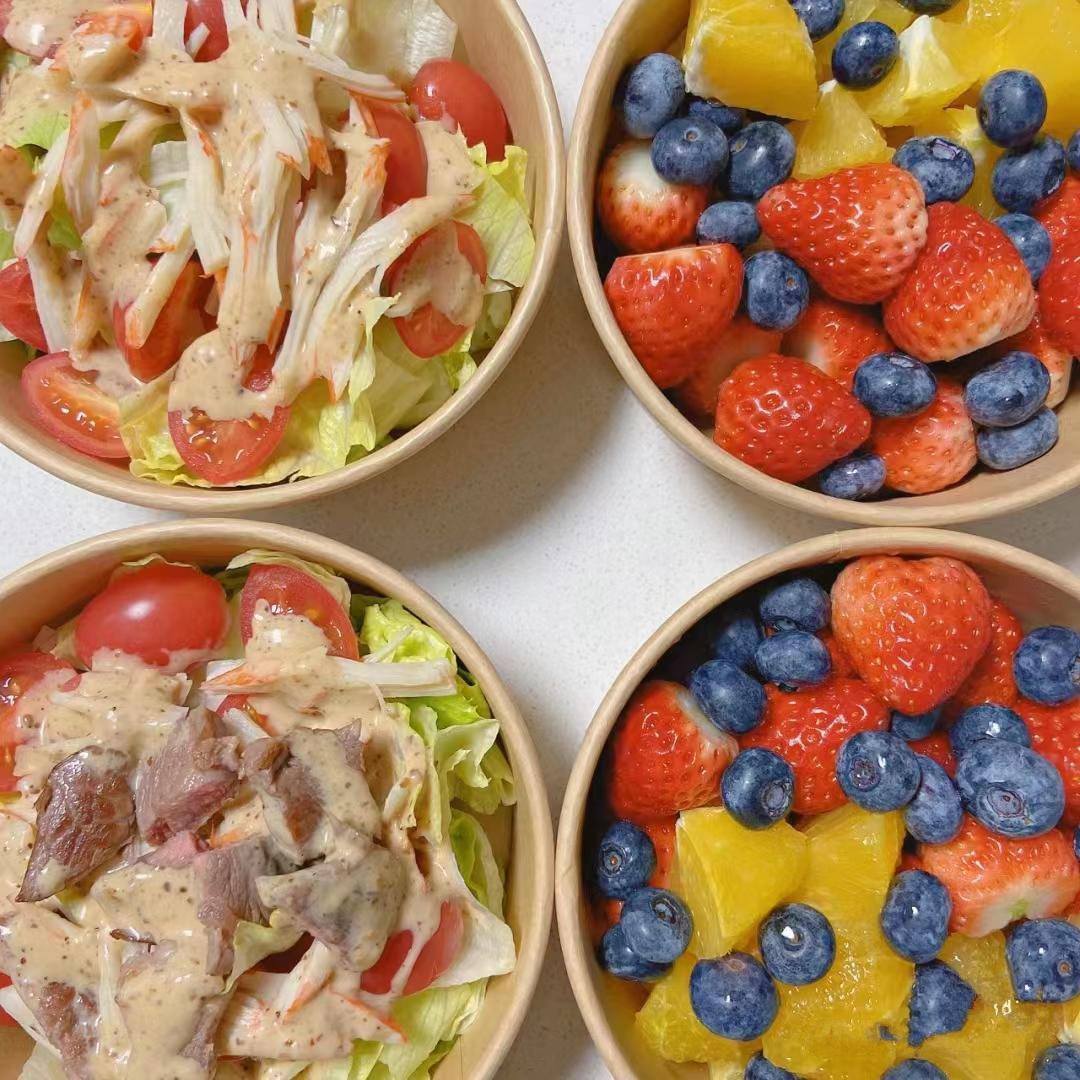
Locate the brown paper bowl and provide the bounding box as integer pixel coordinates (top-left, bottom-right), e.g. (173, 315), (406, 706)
(0, 519), (553, 1080)
(567, 0), (1080, 527)
(0, 0), (564, 512)
(556, 528), (1080, 1079)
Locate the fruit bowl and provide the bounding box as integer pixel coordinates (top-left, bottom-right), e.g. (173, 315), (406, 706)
(567, 0), (1080, 526)
(555, 527), (1080, 1078)
(0, 518), (554, 1080)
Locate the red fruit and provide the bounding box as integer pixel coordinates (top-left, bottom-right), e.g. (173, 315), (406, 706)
(1038, 231), (1080, 358)
(757, 164), (928, 304)
(1034, 174), (1080, 246)
(919, 816), (1080, 937)
(883, 202), (1036, 363)
(597, 141), (709, 255)
(988, 310), (1073, 409)
(781, 297), (893, 390)
(741, 677), (889, 815)
(869, 377), (976, 495)
(831, 555), (993, 715)
(605, 244), (743, 389)
(1016, 699), (1080, 828)
(899, 851), (924, 874)
(643, 816), (677, 889)
(948, 599), (1022, 715)
(910, 732), (956, 779)
(607, 681), (737, 823)
(819, 628), (857, 678)
(714, 353), (872, 483)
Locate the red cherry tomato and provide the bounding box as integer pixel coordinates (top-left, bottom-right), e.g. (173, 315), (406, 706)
(239, 564), (359, 661)
(0, 651), (75, 792)
(74, 562), (229, 668)
(409, 60), (510, 162)
(184, 0), (229, 59)
(0, 973), (15, 1026)
(0, 260), (47, 352)
(216, 693), (273, 733)
(367, 101), (428, 213)
(72, 5), (149, 51)
(385, 222), (487, 359)
(360, 901), (464, 996)
(21, 351), (129, 460)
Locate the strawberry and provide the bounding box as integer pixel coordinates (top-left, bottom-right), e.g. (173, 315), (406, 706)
(1016, 699), (1080, 828)
(1038, 231), (1080, 358)
(741, 677), (889, 815)
(597, 140), (709, 255)
(869, 377), (976, 495)
(910, 732), (956, 779)
(883, 202), (1036, 363)
(643, 816), (677, 889)
(1034, 174), (1080, 246)
(714, 353), (872, 483)
(988, 310), (1073, 409)
(756, 164), (928, 305)
(947, 599), (1023, 716)
(674, 315), (782, 422)
(782, 297), (894, 390)
(605, 244), (743, 389)
(831, 555), (993, 715)
(819, 628), (857, 678)
(918, 816), (1080, 937)
(607, 681), (736, 823)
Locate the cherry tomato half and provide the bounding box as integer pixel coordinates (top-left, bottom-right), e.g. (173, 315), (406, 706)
(21, 351), (129, 460)
(409, 60), (510, 163)
(360, 901), (463, 996)
(0, 651), (75, 792)
(367, 101), (428, 214)
(184, 0), (229, 60)
(216, 693), (273, 734)
(0, 973), (15, 1026)
(74, 562), (229, 668)
(0, 259), (48, 352)
(239, 564), (359, 661)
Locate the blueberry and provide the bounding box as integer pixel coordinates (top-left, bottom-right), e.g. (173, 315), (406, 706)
(893, 136), (975, 204)
(897, 0), (960, 10)
(883, 1062), (947, 1080)
(755, 630), (831, 690)
(995, 213), (1053, 282)
(1069, 130), (1080, 173)
(831, 21), (900, 89)
(596, 820), (656, 900)
(1036, 1044), (1080, 1080)
(745, 1053), (797, 1080)
(977, 407), (1059, 471)
(978, 69), (1048, 149)
(689, 97), (746, 135)
(880, 870), (952, 963)
(728, 121), (796, 200)
(598, 923), (670, 982)
(993, 136), (1066, 212)
(1015, 626), (1080, 705)
(759, 903), (836, 985)
(1075, 825), (1080, 859)
(1007, 918), (1080, 1003)
(904, 754), (964, 845)
(744, 252), (809, 331)
(620, 887), (693, 965)
(652, 117), (730, 187)
(617, 53), (686, 139)
(760, 578), (830, 634)
(955, 738), (1065, 837)
(890, 709), (941, 741)
(789, 0), (844, 40)
(836, 731), (921, 811)
(689, 660), (767, 735)
(818, 452), (887, 501)
(907, 959), (976, 1047)
(709, 608), (764, 672)
(965, 350), (1050, 427)
(949, 703), (1031, 757)
(723, 748), (795, 829)
(853, 352), (937, 418)
(697, 201), (761, 247)
(690, 953), (779, 1040)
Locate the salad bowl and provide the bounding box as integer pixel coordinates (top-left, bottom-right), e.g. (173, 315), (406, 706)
(0, 518), (553, 1080)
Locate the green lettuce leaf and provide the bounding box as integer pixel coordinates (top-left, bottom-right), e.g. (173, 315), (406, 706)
(359, 599), (455, 665)
(0, 61), (70, 150)
(0, 227), (14, 263)
(449, 809), (504, 915)
(47, 191), (80, 251)
(227, 913), (303, 990)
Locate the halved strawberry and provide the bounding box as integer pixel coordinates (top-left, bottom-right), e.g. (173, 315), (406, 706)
(782, 297), (894, 390)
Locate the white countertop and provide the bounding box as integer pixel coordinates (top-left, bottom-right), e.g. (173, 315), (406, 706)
(2, 1), (1080, 1075)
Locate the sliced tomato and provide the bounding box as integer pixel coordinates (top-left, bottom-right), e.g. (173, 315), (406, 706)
(367, 101), (428, 213)
(0, 259), (48, 352)
(0, 973), (15, 1026)
(0, 651), (76, 792)
(385, 222), (487, 359)
(239, 564), (359, 660)
(21, 351), (129, 460)
(216, 692), (272, 733)
(360, 901), (464, 996)
(409, 60), (510, 162)
(72, 4), (150, 50)
(184, 0), (229, 59)
(74, 562), (229, 668)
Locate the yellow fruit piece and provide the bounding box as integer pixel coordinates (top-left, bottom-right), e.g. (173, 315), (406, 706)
(676, 807), (808, 957)
(793, 81), (891, 179)
(636, 955), (760, 1066)
(940, 0), (1020, 76)
(913, 105), (1002, 219)
(813, 0), (915, 81)
(684, 0), (819, 120)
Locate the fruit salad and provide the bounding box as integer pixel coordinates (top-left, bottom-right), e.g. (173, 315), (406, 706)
(0, 0), (534, 486)
(588, 552), (1080, 1078)
(0, 550), (516, 1078)
(595, 0), (1080, 502)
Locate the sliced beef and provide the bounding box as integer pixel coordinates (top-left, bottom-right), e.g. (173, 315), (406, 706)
(180, 993), (229, 1073)
(34, 981), (99, 1079)
(241, 737), (322, 860)
(18, 745), (134, 902)
(141, 829), (207, 870)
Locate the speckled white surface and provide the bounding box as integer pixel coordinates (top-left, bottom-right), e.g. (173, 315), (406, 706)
(2, 0), (1080, 1074)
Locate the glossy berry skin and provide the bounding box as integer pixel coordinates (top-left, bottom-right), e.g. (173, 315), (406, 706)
(697, 201), (761, 248)
(978, 69), (1048, 149)
(977, 408), (1059, 471)
(950, 704), (1030, 757)
(745, 1053), (797, 1080)
(722, 748), (795, 829)
(1019, 698), (1080, 827)
(728, 121), (796, 201)
(1036, 1045), (1080, 1079)
(836, 730), (920, 811)
(744, 252), (809, 331)
(818, 453), (886, 501)
(966, 350), (1050, 428)
(1015, 626), (1080, 705)
(760, 578), (830, 634)
(911, 732), (956, 779)
(1069, 132), (1080, 172)
(832, 21), (899, 89)
(759, 903), (836, 985)
(907, 959), (976, 1047)
(790, 0), (844, 39)
(597, 821), (657, 900)
(709, 609), (763, 672)
(891, 709), (941, 742)
(993, 137), (1067, 213)
(756, 630), (831, 690)
(599, 924), (670, 982)
(893, 137), (975, 204)
(689, 659), (767, 735)
(1039, 232), (1080, 358)
(688, 97), (746, 135)
(853, 352), (936, 418)
(1006, 918), (1080, 1002)
(690, 953), (778, 1040)
(951, 599), (1023, 714)
(904, 754), (963, 844)
(652, 117), (730, 187)
(883, 1063), (946, 1080)
(880, 870), (952, 963)
(621, 887), (693, 964)
(617, 53), (686, 139)
(995, 213), (1053, 282)
(783, 296), (894, 391)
